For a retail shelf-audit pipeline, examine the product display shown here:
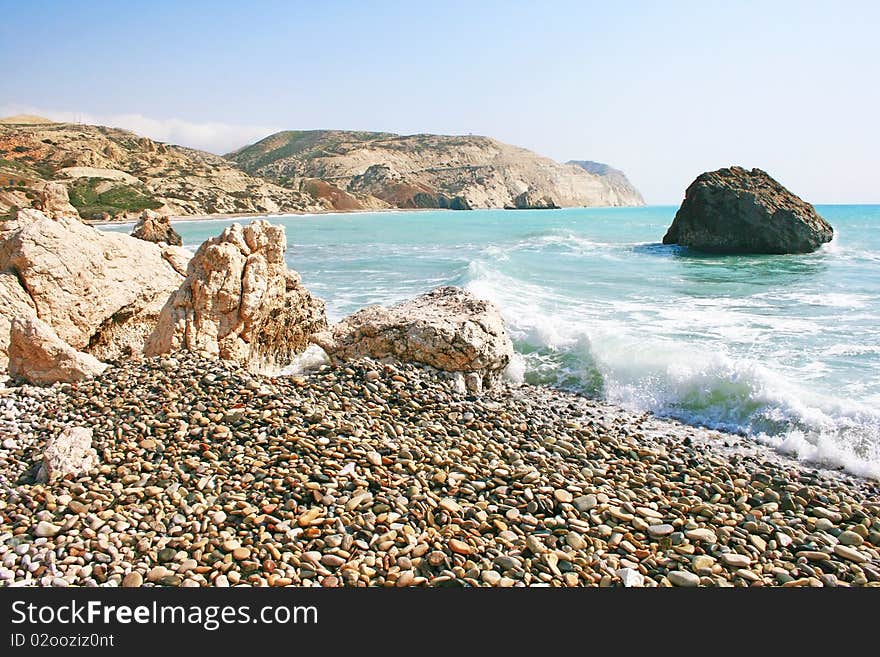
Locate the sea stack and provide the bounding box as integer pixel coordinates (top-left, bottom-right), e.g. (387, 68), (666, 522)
(131, 210), (182, 246)
(662, 167), (833, 254)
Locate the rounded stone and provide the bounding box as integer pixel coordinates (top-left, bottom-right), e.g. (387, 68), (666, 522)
(668, 570), (700, 587)
(122, 571), (143, 588)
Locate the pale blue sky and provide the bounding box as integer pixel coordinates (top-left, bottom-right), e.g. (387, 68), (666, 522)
(1, 0), (878, 203)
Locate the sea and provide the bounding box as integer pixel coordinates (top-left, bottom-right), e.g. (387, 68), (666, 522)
(105, 205), (880, 479)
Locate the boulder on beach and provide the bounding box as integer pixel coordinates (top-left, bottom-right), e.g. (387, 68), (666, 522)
(145, 220), (328, 372)
(33, 181), (80, 221)
(0, 208), (185, 363)
(37, 426), (99, 483)
(0, 271), (37, 371)
(8, 315), (107, 385)
(313, 286), (514, 392)
(662, 167), (833, 254)
(131, 209), (182, 246)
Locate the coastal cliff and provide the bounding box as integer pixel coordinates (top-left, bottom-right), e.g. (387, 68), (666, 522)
(567, 160), (645, 206)
(1, 118), (645, 219)
(228, 130), (646, 210)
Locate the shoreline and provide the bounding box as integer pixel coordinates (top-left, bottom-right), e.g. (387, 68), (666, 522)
(1, 353), (878, 587)
(80, 202), (880, 228)
(85, 206), (457, 227)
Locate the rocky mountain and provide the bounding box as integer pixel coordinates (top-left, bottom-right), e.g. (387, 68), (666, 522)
(228, 131), (645, 210)
(0, 117), (323, 221)
(567, 160), (645, 206)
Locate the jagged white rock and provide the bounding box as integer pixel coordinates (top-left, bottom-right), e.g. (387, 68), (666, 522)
(146, 220), (327, 371)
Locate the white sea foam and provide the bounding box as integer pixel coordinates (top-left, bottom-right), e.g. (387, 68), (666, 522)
(279, 344), (330, 376)
(463, 256), (880, 480)
(825, 343), (880, 356)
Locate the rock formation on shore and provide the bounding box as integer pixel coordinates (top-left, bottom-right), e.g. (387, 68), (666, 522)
(33, 181), (81, 220)
(8, 315), (107, 385)
(0, 208), (185, 365)
(228, 130), (646, 210)
(504, 191), (559, 210)
(313, 286), (513, 391)
(145, 220), (327, 371)
(131, 209), (182, 246)
(662, 167), (834, 254)
(0, 208), (330, 380)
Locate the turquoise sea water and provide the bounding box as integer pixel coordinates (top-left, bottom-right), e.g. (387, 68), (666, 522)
(106, 205), (880, 478)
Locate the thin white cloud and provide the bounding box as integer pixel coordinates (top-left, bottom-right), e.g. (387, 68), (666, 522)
(0, 104), (275, 154)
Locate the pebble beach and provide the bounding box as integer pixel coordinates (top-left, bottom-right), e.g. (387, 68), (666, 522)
(2, 354), (879, 588)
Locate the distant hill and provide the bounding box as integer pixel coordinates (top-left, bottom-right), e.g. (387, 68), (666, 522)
(229, 130), (646, 210)
(0, 115), (54, 125)
(567, 160), (645, 206)
(0, 119), (323, 220)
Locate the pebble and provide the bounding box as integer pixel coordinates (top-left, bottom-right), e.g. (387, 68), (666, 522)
(573, 495), (597, 512)
(439, 498), (462, 514)
(494, 555), (521, 572)
(34, 521), (61, 538)
(157, 548), (176, 563)
(720, 553), (751, 568)
(815, 518), (835, 532)
(147, 566), (169, 583)
(838, 531), (864, 547)
(833, 545), (868, 563)
(617, 568), (644, 587)
(321, 554), (345, 567)
(526, 535), (546, 554)
(554, 489), (573, 504)
(749, 535), (767, 552)
(692, 555), (715, 572)
(122, 572), (143, 587)
(685, 528), (717, 543)
(565, 532), (587, 550)
(232, 548), (251, 561)
(482, 570), (502, 586)
(648, 524), (674, 538)
(668, 570), (700, 587)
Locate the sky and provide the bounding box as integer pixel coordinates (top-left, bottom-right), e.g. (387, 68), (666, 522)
(1, 0), (878, 203)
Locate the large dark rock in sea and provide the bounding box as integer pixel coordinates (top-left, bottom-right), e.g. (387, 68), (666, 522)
(662, 167), (833, 254)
